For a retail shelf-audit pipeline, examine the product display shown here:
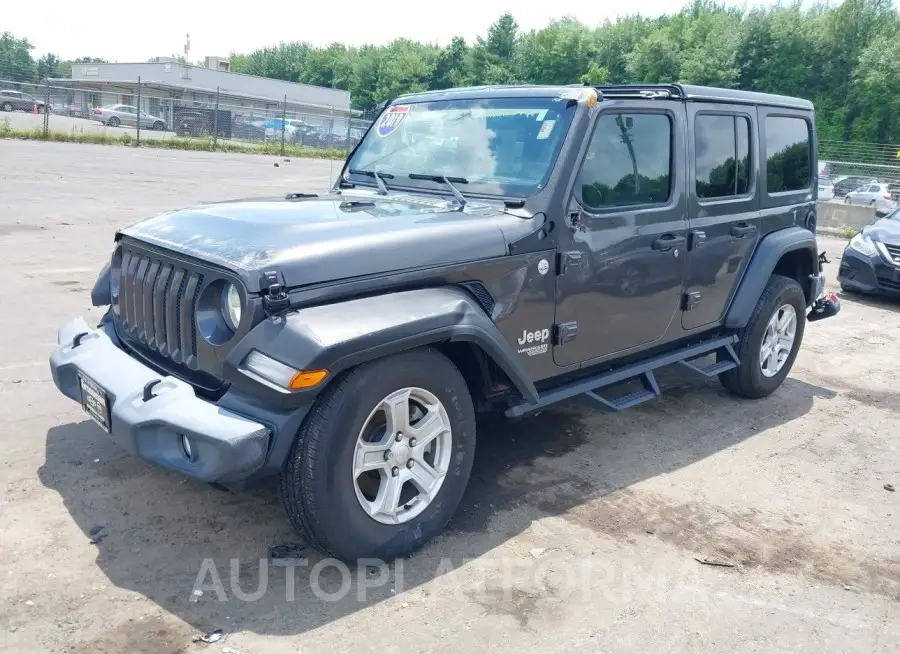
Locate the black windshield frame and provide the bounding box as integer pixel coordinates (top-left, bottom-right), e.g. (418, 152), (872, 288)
(344, 97), (578, 199)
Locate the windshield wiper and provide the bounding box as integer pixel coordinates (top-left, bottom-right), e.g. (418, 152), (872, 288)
(348, 169), (393, 195)
(408, 173), (469, 210)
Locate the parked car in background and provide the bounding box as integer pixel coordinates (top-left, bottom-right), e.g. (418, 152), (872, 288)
(818, 176), (835, 200)
(91, 105), (166, 130)
(0, 90), (50, 113)
(844, 182), (898, 215)
(231, 114), (267, 141)
(838, 208), (900, 295)
(832, 175), (877, 198)
(175, 110), (211, 137)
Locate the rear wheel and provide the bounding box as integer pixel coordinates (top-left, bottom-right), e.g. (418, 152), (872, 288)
(280, 348), (476, 562)
(719, 275), (806, 399)
(0, 102), (11, 112)
(152, 121), (165, 131)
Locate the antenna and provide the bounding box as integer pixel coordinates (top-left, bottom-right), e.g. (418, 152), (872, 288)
(184, 34), (191, 62)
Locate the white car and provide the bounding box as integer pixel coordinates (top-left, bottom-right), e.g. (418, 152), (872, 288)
(844, 182), (898, 215)
(817, 176), (835, 200)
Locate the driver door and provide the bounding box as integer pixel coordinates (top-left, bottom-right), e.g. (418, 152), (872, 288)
(553, 103), (689, 368)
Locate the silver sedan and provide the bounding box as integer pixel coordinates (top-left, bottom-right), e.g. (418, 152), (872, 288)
(90, 104), (167, 130)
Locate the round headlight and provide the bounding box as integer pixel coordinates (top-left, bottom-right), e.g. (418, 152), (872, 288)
(222, 283), (242, 331)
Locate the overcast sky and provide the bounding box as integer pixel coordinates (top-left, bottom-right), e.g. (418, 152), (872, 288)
(9, 0), (799, 62)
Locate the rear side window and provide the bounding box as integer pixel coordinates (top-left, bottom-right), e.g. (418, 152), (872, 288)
(765, 116), (811, 193)
(577, 112), (672, 210)
(695, 114), (751, 199)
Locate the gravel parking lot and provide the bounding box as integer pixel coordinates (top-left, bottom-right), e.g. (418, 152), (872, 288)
(1, 141), (899, 653)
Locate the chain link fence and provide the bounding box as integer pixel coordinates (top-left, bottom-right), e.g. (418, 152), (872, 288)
(6, 72), (899, 188)
(819, 140), (900, 202)
(0, 75), (372, 156)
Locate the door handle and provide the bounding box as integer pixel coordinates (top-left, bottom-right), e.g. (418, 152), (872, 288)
(731, 223), (757, 238)
(652, 234), (686, 251)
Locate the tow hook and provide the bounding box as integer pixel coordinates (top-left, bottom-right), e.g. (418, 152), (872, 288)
(807, 293), (841, 322)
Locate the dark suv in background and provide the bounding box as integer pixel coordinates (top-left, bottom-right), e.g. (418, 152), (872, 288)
(0, 89), (50, 113)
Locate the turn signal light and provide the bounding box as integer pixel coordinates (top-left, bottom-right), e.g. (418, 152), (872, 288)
(288, 369), (328, 389)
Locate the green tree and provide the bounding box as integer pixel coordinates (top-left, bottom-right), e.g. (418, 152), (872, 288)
(431, 37), (470, 90)
(0, 32), (37, 81)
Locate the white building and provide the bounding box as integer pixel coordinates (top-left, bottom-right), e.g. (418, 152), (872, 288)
(53, 59), (354, 136)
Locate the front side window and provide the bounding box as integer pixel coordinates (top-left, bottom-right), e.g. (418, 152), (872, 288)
(765, 116), (811, 193)
(576, 112), (672, 210)
(347, 97), (577, 198)
(695, 114), (752, 199)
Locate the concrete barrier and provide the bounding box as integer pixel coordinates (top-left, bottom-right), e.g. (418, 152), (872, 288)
(816, 201), (877, 235)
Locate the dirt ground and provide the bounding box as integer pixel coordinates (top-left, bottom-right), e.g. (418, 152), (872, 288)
(1, 141), (898, 654)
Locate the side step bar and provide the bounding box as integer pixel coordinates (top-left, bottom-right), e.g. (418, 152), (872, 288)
(506, 335), (739, 418)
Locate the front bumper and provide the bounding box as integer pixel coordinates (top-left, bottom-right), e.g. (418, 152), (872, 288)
(837, 246), (900, 295)
(50, 316), (271, 483)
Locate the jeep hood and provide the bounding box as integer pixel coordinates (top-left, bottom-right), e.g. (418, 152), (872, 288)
(118, 193), (538, 292)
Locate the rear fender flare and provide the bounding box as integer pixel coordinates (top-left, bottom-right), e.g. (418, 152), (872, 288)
(725, 226), (818, 329)
(224, 286), (539, 405)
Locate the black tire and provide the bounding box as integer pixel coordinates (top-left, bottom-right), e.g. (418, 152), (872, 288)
(719, 274), (806, 399)
(0, 102), (11, 112)
(280, 348), (476, 562)
(840, 282), (857, 294)
(107, 116), (120, 127)
(153, 121), (165, 131)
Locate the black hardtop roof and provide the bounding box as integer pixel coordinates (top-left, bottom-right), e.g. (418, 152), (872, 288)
(394, 83), (813, 111)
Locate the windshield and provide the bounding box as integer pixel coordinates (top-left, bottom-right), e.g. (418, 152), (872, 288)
(347, 97), (577, 198)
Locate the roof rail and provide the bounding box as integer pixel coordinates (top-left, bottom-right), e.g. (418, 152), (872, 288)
(596, 84), (685, 100)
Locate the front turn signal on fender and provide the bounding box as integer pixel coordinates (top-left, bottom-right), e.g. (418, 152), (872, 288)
(288, 369), (328, 390)
(241, 350), (328, 390)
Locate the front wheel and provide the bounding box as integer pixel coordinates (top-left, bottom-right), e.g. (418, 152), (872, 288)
(280, 348), (476, 562)
(0, 102), (11, 112)
(719, 275), (806, 399)
(152, 121), (165, 131)
(107, 116), (120, 127)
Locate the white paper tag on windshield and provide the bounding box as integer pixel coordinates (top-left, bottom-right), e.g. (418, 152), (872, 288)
(537, 120), (555, 140)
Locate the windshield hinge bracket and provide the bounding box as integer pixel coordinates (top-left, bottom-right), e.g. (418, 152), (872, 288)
(261, 269), (291, 316)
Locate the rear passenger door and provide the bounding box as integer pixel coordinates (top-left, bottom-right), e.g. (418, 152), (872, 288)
(682, 105), (759, 331)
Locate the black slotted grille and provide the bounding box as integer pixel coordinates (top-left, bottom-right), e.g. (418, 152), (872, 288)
(116, 245), (203, 369)
(883, 243), (900, 263)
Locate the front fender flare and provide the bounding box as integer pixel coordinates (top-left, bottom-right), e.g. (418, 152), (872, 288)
(224, 286), (539, 406)
(725, 226), (817, 329)
(91, 262), (111, 307)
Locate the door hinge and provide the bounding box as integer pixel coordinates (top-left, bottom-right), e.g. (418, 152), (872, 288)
(557, 251), (584, 275)
(261, 269), (291, 316)
(554, 321), (578, 345)
(689, 230), (706, 250)
(682, 292), (702, 311)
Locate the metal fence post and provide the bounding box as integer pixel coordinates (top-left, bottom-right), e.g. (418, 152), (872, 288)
(43, 79), (50, 138)
(280, 95), (287, 156)
(345, 111), (351, 154)
(213, 85), (220, 147)
(136, 76), (141, 146)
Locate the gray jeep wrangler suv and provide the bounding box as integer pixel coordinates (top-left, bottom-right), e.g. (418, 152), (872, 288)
(49, 84), (840, 562)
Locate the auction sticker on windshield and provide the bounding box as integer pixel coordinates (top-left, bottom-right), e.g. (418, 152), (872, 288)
(377, 105), (410, 137)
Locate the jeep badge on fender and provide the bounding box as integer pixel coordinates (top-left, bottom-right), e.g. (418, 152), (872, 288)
(49, 83), (839, 563)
